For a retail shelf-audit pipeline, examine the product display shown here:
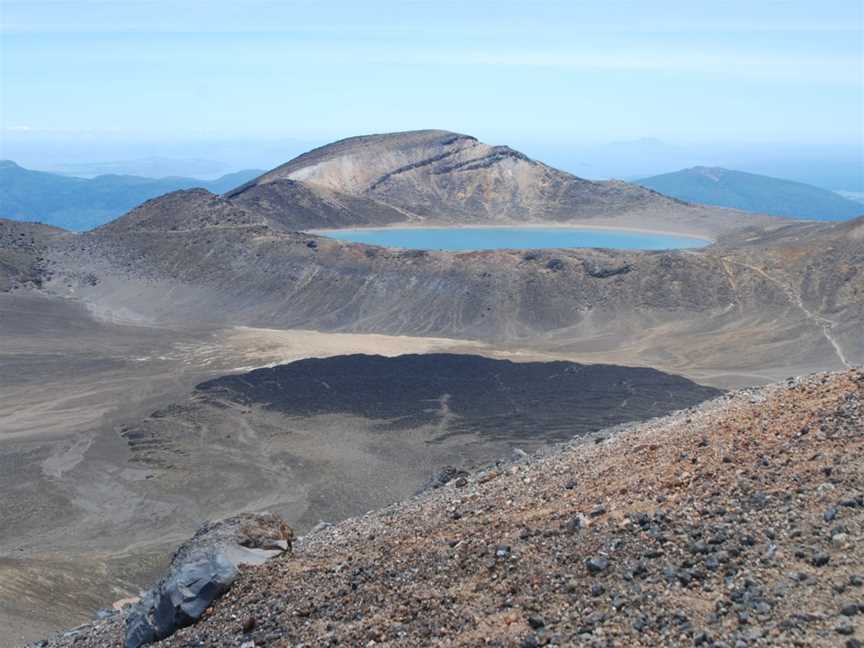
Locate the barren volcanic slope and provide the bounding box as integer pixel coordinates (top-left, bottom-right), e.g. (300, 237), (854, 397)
(40, 189), (864, 383)
(21, 130), (856, 384)
(227, 130), (776, 237)
(0, 219), (65, 291)
(34, 369), (864, 648)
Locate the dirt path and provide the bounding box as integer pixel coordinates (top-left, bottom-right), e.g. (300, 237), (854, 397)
(727, 257), (851, 368)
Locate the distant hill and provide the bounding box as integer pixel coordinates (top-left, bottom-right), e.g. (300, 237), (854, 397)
(48, 156), (230, 178)
(637, 166), (863, 220)
(0, 161), (263, 231)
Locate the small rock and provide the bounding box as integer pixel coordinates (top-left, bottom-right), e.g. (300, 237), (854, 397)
(585, 611), (607, 626)
(527, 616), (545, 630)
(590, 504), (607, 517)
(811, 552), (831, 567)
(311, 521), (334, 533)
(836, 622), (855, 635)
(428, 465), (469, 489)
(586, 557), (609, 574)
(694, 632), (711, 646)
(762, 543), (778, 562)
(512, 448), (530, 462)
(690, 541), (710, 555)
(632, 615), (649, 631)
(564, 515), (584, 533)
(477, 471), (499, 484)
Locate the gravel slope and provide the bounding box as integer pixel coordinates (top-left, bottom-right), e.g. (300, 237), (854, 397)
(32, 369), (863, 647)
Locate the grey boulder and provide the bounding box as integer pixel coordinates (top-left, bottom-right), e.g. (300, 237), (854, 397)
(125, 512), (293, 648)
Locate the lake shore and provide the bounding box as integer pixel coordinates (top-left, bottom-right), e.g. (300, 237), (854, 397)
(306, 222), (716, 244)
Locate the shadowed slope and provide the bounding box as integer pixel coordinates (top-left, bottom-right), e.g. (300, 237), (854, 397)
(196, 354), (722, 439)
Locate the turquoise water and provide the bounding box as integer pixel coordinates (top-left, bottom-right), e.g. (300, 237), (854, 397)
(321, 227), (710, 251)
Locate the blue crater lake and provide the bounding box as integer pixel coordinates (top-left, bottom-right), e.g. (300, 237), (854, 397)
(319, 227), (710, 251)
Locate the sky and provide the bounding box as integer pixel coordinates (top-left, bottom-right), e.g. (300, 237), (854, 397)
(1, 1), (862, 186)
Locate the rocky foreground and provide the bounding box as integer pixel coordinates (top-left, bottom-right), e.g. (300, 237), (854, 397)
(32, 369), (863, 647)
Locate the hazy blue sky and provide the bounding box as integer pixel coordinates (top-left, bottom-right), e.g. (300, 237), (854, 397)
(1, 1), (862, 185)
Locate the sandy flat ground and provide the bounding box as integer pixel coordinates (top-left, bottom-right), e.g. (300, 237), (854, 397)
(221, 326), (804, 390)
(220, 326), (488, 372)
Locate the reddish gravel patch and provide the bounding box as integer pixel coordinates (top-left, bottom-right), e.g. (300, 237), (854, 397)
(32, 370), (864, 648)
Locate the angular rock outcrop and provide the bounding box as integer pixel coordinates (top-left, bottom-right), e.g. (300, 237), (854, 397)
(124, 513), (293, 648)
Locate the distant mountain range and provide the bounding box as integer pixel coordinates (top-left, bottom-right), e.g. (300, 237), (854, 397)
(637, 166), (863, 221)
(46, 156), (232, 179)
(7, 149), (860, 234)
(0, 161), (263, 231)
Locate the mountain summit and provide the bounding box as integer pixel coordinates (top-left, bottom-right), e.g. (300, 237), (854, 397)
(227, 130), (770, 236)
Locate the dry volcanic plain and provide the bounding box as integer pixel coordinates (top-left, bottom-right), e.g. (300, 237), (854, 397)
(0, 130), (861, 647)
